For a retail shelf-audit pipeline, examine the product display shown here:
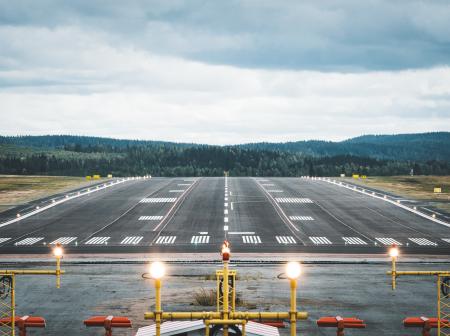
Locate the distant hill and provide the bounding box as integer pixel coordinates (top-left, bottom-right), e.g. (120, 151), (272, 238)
(0, 133), (449, 177)
(240, 132), (450, 162)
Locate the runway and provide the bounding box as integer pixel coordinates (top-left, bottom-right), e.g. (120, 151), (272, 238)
(0, 176), (449, 254)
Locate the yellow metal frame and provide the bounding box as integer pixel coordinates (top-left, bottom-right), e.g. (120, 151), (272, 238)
(146, 251), (307, 336)
(216, 270), (236, 312)
(0, 254), (64, 336)
(388, 256), (450, 335)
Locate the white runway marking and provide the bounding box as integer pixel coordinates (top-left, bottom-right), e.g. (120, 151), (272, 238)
(375, 238), (402, 246)
(155, 236), (176, 244)
(261, 184), (275, 186)
(229, 232), (255, 235)
(178, 184), (191, 186)
(276, 236), (297, 244)
(224, 209), (229, 214)
(408, 238), (437, 246)
(342, 237), (367, 245)
(0, 238), (11, 244)
(169, 190), (185, 193)
(242, 235), (262, 244)
(191, 235), (210, 244)
(121, 236), (143, 245)
(442, 238), (450, 244)
(267, 190), (283, 193)
(224, 217), (229, 223)
(225, 197), (228, 201)
(224, 202), (228, 207)
(140, 198), (177, 203)
(50, 237), (77, 245)
(289, 216), (314, 221)
(224, 225), (229, 231)
(309, 236), (332, 245)
(276, 198), (313, 204)
(139, 216), (164, 221)
(85, 237), (110, 245)
(15, 237), (44, 246)
(199, 232), (208, 235)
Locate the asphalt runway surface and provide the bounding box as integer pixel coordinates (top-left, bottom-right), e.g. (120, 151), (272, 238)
(0, 177), (449, 255)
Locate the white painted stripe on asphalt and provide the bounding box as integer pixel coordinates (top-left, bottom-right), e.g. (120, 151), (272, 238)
(257, 179), (269, 182)
(139, 216), (164, 221)
(267, 190), (284, 193)
(224, 217), (229, 223)
(140, 198), (177, 203)
(319, 178), (450, 228)
(15, 237), (44, 246)
(261, 184), (275, 186)
(199, 232), (208, 235)
(224, 209), (229, 215)
(442, 238), (450, 244)
(0, 238), (11, 244)
(242, 235), (262, 244)
(155, 236), (177, 244)
(224, 225), (229, 231)
(169, 190), (185, 193)
(191, 236), (210, 244)
(342, 237), (367, 245)
(85, 236), (110, 245)
(228, 232), (255, 235)
(309, 236), (332, 245)
(50, 237), (77, 245)
(276, 236), (297, 244)
(120, 236), (143, 245)
(408, 238), (437, 246)
(276, 198), (313, 203)
(225, 197), (228, 201)
(289, 216), (314, 221)
(224, 202), (228, 207)
(375, 238), (402, 246)
(0, 179), (131, 228)
(178, 184), (191, 186)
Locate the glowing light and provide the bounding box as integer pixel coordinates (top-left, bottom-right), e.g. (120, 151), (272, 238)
(389, 246), (399, 258)
(286, 261), (301, 279)
(149, 261), (166, 279)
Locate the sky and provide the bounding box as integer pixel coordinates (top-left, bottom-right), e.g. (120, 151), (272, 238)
(1, 0), (450, 145)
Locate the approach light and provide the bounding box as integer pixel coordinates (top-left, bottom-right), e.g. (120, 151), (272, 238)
(149, 261), (166, 279)
(53, 244), (63, 257)
(389, 245), (399, 258)
(286, 261), (301, 280)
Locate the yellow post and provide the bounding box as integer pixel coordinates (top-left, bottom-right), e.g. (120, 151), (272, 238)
(155, 278), (162, 336)
(391, 255), (396, 290)
(56, 255), (61, 289)
(11, 274), (15, 336)
(438, 275), (441, 335)
(223, 260), (229, 336)
(290, 279), (297, 336)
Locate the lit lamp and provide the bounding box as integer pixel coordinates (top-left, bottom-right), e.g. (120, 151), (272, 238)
(389, 245), (399, 290)
(53, 243), (63, 288)
(286, 262), (301, 336)
(149, 261), (166, 336)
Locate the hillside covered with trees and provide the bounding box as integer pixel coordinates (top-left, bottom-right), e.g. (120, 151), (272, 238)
(0, 133), (449, 177)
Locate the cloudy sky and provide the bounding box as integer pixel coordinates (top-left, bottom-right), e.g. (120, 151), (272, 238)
(1, 1), (450, 144)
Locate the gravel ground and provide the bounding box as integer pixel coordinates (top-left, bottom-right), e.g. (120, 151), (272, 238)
(1, 260), (448, 336)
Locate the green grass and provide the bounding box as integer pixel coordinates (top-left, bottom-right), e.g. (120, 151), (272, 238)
(0, 175), (100, 212)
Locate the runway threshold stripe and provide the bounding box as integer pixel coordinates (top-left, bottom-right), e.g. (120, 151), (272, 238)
(289, 216), (314, 221)
(342, 237), (367, 245)
(139, 216), (164, 221)
(276, 236), (296, 244)
(276, 198), (313, 204)
(267, 190), (283, 193)
(0, 238), (11, 244)
(155, 236), (177, 244)
(140, 198), (177, 203)
(169, 190), (185, 193)
(309, 236), (332, 245)
(85, 237), (110, 245)
(121, 236), (143, 245)
(15, 237), (44, 246)
(242, 235), (262, 244)
(191, 236), (210, 244)
(375, 238), (402, 246)
(408, 238), (437, 246)
(442, 238), (450, 244)
(50, 237), (77, 245)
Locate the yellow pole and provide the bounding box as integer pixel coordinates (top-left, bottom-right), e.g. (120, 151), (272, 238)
(391, 256), (396, 290)
(290, 279), (297, 336)
(11, 274), (15, 336)
(223, 260), (229, 336)
(155, 279), (162, 336)
(438, 275), (441, 335)
(56, 256), (61, 289)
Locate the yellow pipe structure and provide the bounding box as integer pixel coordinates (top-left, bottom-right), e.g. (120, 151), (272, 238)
(11, 274), (15, 336)
(391, 255), (396, 290)
(223, 260), (229, 336)
(290, 279), (297, 336)
(155, 278), (162, 336)
(387, 271), (450, 276)
(145, 311), (308, 320)
(0, 270), (66, 275)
